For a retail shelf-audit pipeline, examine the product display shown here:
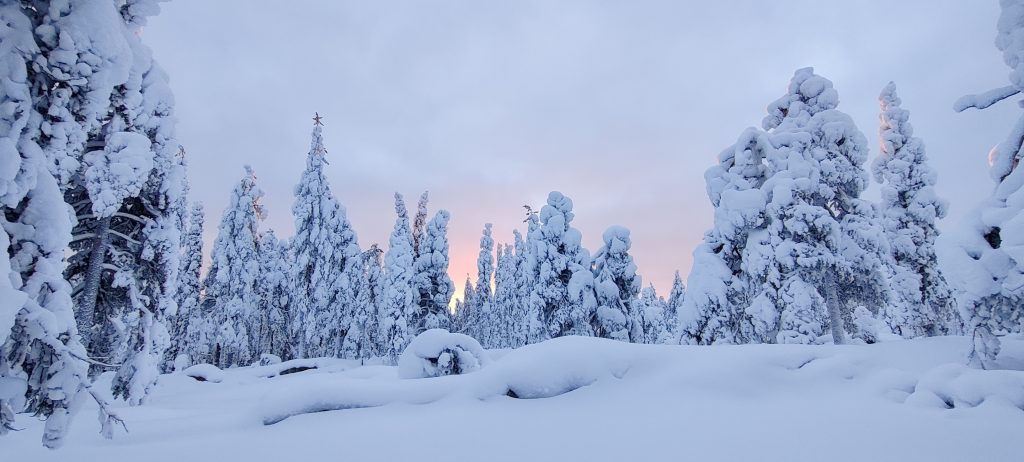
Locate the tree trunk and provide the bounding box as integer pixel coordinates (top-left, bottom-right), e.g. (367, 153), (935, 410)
(823, 280), (846, 345)
(77, 215), (112, 367)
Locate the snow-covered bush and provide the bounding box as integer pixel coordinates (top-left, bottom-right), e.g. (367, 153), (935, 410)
(398, 329), (489, 379)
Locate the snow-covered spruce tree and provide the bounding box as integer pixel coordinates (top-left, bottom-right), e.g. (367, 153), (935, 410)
(493, 243), (518, 348)
(759, 68), (889, 345)
(678, 127), (772, 345)
(412, 210), (454, 334)
(1, 1), (133, 447)
(950, 0), (1024, 366)
(872, 82), (957, 338)
(525, 206), (550, 344)
(168, 202), (204, 368)
(181, 203), (212, 366)
(520, 207), (547, 344)
(509, 229), (531, 348)
(451, 299), (465, 334)
(102, 21), (187, 405)
(339, 253), (367, 360)
(471, 223), (496, 346)
(53, 4), (186, 406)
(343, 245), (384, 360)
(661, 270), (684, 343)
(44, 1), (149, 367)
(681, 69), (888, 346)
(636, 285), (668, 344)
(381, 193), (416, 365)
(289, 121), (359, 359)
(0, 170), (123, 447)
(204, 166), (264, 368)
(592, 226), (641, 342)
(529, 192), (595, 340)
(412, 191), (429, 257)
(453, 274), (476, 335)
(255, 230), (292, 360)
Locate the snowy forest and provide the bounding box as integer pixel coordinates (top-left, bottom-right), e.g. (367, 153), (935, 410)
(3, 0), (1024, 459)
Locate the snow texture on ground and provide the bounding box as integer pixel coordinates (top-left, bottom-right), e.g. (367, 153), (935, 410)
(6, 335), (1024, 461)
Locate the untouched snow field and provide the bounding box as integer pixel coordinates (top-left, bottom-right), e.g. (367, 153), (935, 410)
(7, 336), (1024, 461)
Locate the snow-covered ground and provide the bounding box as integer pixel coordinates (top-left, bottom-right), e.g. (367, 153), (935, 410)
(7, 336), (1024, 461)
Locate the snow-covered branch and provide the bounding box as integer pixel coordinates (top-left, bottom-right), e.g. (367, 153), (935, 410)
(953, 85), (1020, 112)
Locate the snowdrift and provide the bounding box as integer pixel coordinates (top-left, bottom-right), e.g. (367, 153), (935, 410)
(6, 335), (1024, 461)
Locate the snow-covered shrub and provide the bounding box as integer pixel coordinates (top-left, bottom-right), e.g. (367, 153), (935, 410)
(398, 329), (489, 379)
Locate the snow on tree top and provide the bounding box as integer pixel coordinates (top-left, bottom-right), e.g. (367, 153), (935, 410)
(763, 67), (839, 131)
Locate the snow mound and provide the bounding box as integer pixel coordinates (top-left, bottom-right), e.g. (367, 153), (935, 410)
(398, 329), (489, 379)
(905, 364), (1024, 411)
(182, 364), (224, 383)
(9, 336), (1024, 461)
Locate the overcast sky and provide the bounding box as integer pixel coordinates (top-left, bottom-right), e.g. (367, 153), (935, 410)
(145, 0), (1014, 299)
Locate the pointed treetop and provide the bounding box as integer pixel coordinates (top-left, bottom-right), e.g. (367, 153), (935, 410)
(308, 116), (328, 159)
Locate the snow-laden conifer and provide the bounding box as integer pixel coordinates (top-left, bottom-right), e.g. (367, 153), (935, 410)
(661, 271), (684, 343)
(106, 27), (187, 405)
(453, 274), (476, 335)
(637, 285), (668, 344)
(381, 193), (416, 365)
(412, 191), (430, 257)
(529, 192), (594, 339)
(204, 167), (264, 367)
(169, 202), (205, 367)
(412, 211), (454, 334)
(289, 121), (359, 358)
(0, 1), (129, 446)
(678, 127), (771, 345)
(872, 82), (957, 337)
(509, 229), (531, 347)
(948, 0), (1024, 366)
(758, 68), (889, 345)
(255, 231), (292, 360)
(493, 243), (518, 348)
(471, 224), (496, 346)
(592, 226), (640, 342)
(344, 245), (384, 360)
(681, 69), (888, 346)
